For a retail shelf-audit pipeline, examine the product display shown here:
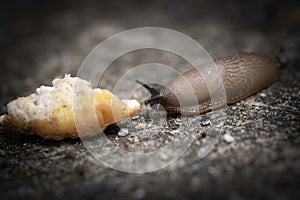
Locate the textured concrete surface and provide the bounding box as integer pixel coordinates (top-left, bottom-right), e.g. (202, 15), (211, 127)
(0, 1), (299, 199)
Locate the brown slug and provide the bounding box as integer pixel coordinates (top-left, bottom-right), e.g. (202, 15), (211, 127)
(137, 52), (280, 115)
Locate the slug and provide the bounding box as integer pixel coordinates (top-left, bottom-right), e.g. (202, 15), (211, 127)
(137, 52), (280, 115)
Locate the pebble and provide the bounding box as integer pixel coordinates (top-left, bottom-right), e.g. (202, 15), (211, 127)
(65, 149), (76, 159)
(131, 116), (139, 120)
(201, 119), (211, 126)
(223, 133), (235, 143)
(118, 128), (129, 137)
(174, 118), (182, 124)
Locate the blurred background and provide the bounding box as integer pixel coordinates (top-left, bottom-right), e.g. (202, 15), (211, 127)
(0, 0), (299, 199)
(0, 0), (299, 105)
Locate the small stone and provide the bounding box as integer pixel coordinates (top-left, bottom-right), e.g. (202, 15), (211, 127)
(118, 128), (129, 137)
(65, 149), (76, 159)
(201, 119), (211, 126)
(131, 115), (139, 120)
(174, 118), (182, 124)
(223, 133), (235, 143)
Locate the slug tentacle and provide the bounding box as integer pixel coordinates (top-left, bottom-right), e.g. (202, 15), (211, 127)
(136, 80), (164, 106)
(136, 80), (159, 96)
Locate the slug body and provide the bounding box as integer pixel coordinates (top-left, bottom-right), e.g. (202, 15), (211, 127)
(138, 52), (280, 115)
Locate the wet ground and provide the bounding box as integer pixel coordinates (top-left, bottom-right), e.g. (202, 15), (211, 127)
(0, 1), (299, 199)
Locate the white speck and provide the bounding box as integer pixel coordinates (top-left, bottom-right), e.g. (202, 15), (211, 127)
(201, 119), (211, 126)
(131, 115), (139, 120)
(118, 128), (129, 137)
(260, 93), (266, 97)
(223, 133), (235, 143)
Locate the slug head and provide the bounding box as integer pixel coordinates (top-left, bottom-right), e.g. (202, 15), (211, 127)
(136, 80), (179, 110)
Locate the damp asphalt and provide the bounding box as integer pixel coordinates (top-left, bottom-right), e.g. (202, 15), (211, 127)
(0, 1), (299, 199)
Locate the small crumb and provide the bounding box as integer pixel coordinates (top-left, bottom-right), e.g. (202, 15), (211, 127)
(118, 128), (129, 137)
(223, 133), (235, 143)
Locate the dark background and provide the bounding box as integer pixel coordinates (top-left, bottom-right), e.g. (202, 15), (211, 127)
(0, 0), (299, 199)
(0, 0), (299, 102)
